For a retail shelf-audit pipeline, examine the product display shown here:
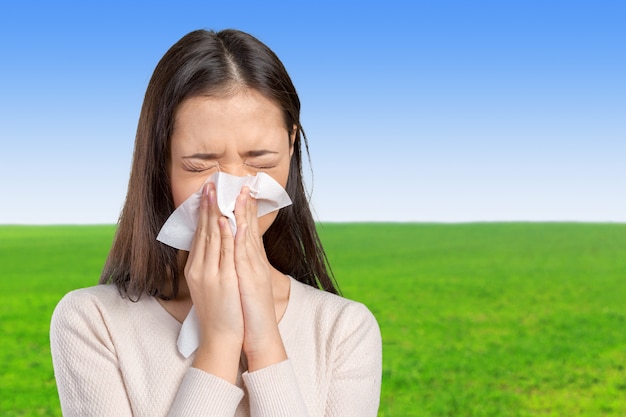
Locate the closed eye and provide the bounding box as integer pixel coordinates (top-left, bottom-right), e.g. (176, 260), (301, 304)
(181, 153), (220, 173)
(245, 164), (276, 170)
(182, 162), (218, 173)
(244, 150), (279, 170)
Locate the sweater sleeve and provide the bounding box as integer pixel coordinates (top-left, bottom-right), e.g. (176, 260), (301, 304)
(167, 368), (244, 416)
(242, 359), (309, 417)
(325, 302), (382, 417)
(50, 290), (134, 417)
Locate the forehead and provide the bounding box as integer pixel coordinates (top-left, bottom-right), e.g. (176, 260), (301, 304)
(174, 89), (286, 131)
(172, 90), (287, 151)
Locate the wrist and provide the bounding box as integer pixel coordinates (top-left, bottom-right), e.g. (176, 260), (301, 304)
(244, 332), (287, 372)
(192, 340), (242, 385)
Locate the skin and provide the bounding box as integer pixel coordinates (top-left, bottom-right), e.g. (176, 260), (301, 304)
(161, 88), (295, 384)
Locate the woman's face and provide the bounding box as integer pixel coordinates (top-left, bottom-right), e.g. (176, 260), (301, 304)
(169, 89), (294, 237)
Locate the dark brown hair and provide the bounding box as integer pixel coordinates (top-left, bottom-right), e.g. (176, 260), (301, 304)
(100, 29), (339, 299)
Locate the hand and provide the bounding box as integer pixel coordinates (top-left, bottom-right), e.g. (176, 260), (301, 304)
(234, 187), (287, 371)
(185, 182), (244, 384)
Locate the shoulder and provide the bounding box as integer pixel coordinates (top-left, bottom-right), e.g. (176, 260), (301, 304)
(289, 278), (381, 343)
(293, 278), (377, 319)
(52, 285), (125, 317)
(50, 285), (138, 336)
(51, 284), (169, 355)
(55, 284), (124, 304)
(286, 278), (382, 383)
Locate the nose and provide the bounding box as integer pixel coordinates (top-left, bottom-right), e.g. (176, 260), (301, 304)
(218, 163), (253, 177)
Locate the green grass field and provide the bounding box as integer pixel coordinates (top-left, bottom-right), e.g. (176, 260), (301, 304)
(1, 223), (625, 416)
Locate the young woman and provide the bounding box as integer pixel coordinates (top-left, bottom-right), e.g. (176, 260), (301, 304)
(50, 29), (381, 416)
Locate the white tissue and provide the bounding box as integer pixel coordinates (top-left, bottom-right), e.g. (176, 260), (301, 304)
(156, 172), (292, 251)
(177, 306), (201, 358)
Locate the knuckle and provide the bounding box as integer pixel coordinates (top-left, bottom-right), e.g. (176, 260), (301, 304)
(220, 245), (232, 258)
(208, 229), (220, 242)
(195, 224), (208, 239)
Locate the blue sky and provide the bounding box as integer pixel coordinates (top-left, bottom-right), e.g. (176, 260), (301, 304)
(1, 0), (624, 223)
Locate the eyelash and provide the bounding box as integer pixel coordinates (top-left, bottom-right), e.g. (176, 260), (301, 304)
(245, 163), (276, 170)
(184, 164), (275, 172)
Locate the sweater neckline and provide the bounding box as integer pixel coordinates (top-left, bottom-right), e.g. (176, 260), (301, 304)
(144, 295), (183, 336)
(277, 276), (305, 342)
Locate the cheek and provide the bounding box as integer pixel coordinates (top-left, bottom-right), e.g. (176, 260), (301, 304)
(270, 159), (291, 189)
(257, 164), (290, 235)
(171, 180), (203, 208)
(257, 210), (280, 236)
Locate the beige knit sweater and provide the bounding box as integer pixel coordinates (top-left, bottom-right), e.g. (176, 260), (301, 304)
(50, 277), (382, 416)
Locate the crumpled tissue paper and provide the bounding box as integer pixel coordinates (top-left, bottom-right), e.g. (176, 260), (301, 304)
(156, 171), (292, 251)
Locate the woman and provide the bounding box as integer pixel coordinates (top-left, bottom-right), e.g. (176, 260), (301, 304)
(51, 29), (381, 416)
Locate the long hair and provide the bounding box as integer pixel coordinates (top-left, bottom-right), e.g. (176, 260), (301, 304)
(100, 29), (339, 299)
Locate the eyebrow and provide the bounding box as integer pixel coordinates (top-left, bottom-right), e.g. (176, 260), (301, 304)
(182, 150), (278, 159)
(182, 153), (221, 160)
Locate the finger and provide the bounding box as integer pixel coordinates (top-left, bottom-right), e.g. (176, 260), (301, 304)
(235, 209), (266, 272)
(244, 192), (267, 261)
(247, 193), (260, 239)
(185, 184), (211, 279)
(234, 188), (257, 262)
(218, 216), (236, 275)
(234, 222), (249, 267)
(204, 184), (223, 273)
(188, 184), (211, 258)
(190, 183), (221, 266)
(234, 186), (249, 233)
